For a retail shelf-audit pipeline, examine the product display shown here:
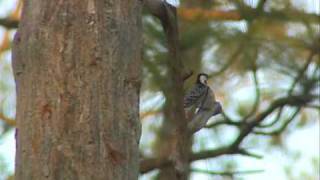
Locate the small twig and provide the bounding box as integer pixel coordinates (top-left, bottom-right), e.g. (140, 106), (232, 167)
(304, 104), (320, 110)
(238, 148), (263, 159)
(182, 70), (193, 82)
(231, 94), (314, 148)
(254, 108), (301, 136)
(288, 51), (315, 95)
(257, 106), (284, 128)
(0, 111), (16, 126)
(242, 69), (261, 121)
(192, 168), (264, 176)
(205, 118), (241, 128)
(0, 17), (19, 29)
(258, 50), (316, 129)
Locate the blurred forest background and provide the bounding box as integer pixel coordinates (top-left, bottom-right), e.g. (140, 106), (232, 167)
(0, 0), (319, 179)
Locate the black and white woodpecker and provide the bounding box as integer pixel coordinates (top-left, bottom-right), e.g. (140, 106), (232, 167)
(184, 73), (222, 133)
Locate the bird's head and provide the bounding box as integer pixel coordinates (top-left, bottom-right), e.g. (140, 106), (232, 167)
(196, 73), (209, 85)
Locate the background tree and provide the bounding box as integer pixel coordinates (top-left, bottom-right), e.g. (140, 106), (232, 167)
(0, 0), (319, 180)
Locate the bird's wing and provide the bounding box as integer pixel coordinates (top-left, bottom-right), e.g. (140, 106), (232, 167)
(184, 84), (207, 108)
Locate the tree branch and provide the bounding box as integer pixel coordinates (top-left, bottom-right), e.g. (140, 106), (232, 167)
(140, 142), (266, 174)
(205, 118), (241, 128)
(238, 148), (263, 159)
(0, 18), (19, 29)
(257, 107), (284, 128)
(304, 104), (320, 110)
(258, 51), (316, 128)
(0, 111), (16, 126)
(177, 7), (320, 24)
(140, 94), (313, 174)
(191, 168), (264, 176)
(254, 108), (301, 136)
(140, 146), (238, 173)
(242, 68), (261, 121)
(231, 94), (314, 148)
(144, 0), (166, 19)
(288, 51), (316, 95)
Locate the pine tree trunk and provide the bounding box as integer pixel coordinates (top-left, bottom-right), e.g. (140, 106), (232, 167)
(12, 1), (142, 179)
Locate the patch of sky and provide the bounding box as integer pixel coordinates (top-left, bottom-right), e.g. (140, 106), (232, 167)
(0, 130), (15, 174)
(140, 91), (164, 111)
(0, 0), (18, 17)
(166, 0), (179, 7)
(139, 169), (159, 180)
(292, 0), (320, 14)
(243, 0), (259, 8)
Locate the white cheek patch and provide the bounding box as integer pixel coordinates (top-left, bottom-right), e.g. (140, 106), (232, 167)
(200, 76), (207, 84)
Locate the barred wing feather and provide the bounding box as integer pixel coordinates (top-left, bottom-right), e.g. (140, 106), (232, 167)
(184, 84), (207, 108)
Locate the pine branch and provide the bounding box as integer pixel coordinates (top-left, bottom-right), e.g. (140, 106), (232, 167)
(231, 94), (315, 148)
(0, 18), (19, 29)
(0, 111), (16, 126)
(140, 146), (237, 173)
(254, 108), (301, 136)
(191, 168), (264, 176)
(177, 7), (320, 24)
(139, 93), (312, 174)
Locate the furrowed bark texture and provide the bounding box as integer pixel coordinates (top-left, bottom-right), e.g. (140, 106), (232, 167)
(12, 0), (142, 179)
(161, 3), (190, 180)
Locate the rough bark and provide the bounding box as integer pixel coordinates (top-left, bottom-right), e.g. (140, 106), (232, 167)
(153, 90), (192, 180)
(157, 2), (190, 179)
(12, 0), (142, 179)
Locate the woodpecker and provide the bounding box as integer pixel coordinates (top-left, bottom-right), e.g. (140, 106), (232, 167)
(184, 73), (222, 133)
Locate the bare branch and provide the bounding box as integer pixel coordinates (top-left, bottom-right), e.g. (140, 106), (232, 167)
(258, 51), (316, 128)
(0, 18), (19, 29)
(205, 119), (241, 128)
(192, 168), (264, 176)
(140, 93), (313, 174)
(304, 104), (320, 110)
(257, 107), (284, 128)
(140, 144), (265, 173)
(182, 70), (193, 82)
(0, 111), (16, 126)
(241, 68), (261, 121)
(231, 94), (314, 148)
(144, 0), (165, 18)
(254, 108), (301, 136)
(140, 146), (237, 173)
(177, 7), (320, 24)
(238, 149), (263, 159)
(288, 51), (316, 95)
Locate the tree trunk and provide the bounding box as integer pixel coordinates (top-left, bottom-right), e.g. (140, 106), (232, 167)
(161, 4), (189, 179)
(154, 93), (192, 180)
(12, 1), (142, 179)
